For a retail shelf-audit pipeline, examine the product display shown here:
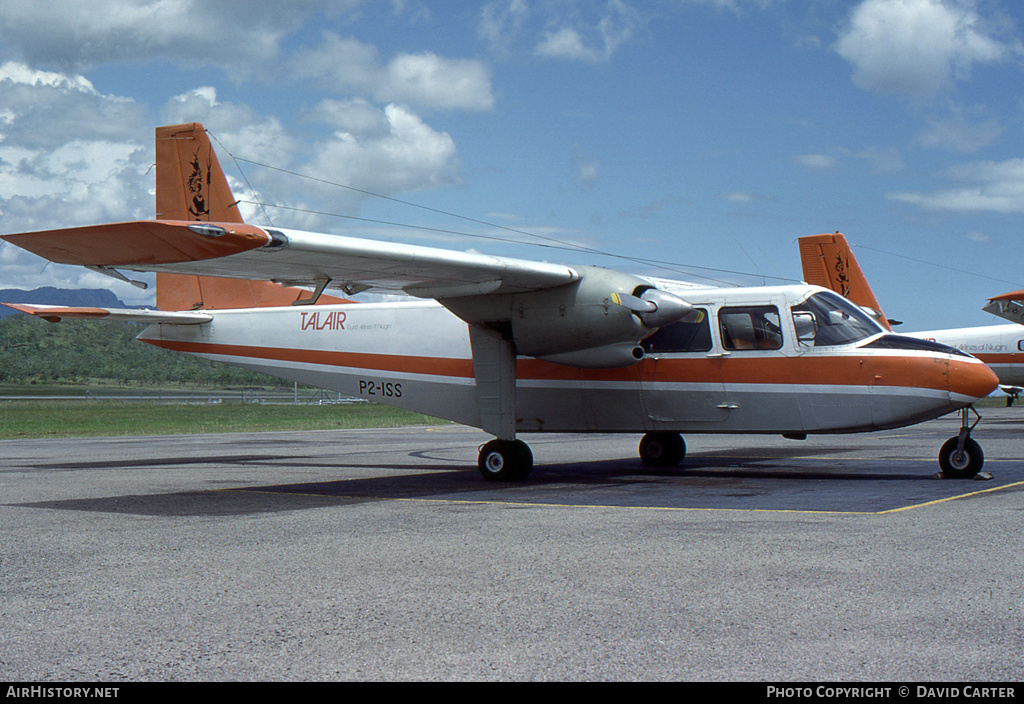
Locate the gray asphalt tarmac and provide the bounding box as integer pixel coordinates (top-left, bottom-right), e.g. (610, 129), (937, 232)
(2, 409), (1022, 682)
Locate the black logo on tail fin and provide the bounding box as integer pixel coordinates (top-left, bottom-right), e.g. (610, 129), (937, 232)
(187, 148), (212, 220)
(832, 254), (851, 297)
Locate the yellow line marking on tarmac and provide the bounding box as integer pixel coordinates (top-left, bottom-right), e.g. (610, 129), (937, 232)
(876, 480), (1024, 514)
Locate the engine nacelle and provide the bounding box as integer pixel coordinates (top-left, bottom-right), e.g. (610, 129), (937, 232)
(441, 265), (693, 368)
(537, 342), (646, 369)
(508, 266), (651, 358)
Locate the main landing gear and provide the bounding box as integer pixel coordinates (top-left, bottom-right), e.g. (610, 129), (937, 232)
(638, 432), (686, 467)
(478, 439), (533, 481)
(937, 407), (985, 479)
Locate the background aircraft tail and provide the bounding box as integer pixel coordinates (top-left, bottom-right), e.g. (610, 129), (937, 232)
(798, 232), (893, 331)
(154, 123), (346, 310)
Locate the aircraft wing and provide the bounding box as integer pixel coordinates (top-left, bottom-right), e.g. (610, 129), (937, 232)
(1, 303), (212, 324)
(982, 290), (1024, 326)
(1, 220), (580, 300)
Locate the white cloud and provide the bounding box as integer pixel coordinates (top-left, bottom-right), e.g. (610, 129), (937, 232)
(915, 107), (1004, 153)
(292, 34), (495, 112)
(0, 67), (153, 299)
(0, 61), (99, 94)
(534, 1), (639, 63)
(888, 158), (1024, 213)
(0, 63), (151, 224)
(834, 0), (1018, 99)
(722, 192), (770, 203)
(536, 28), (595, 62)
(384, 53), (495, 111)
(158, 90), (462, 226)
(303, 98), (391, 140)
(478, 0), (530, 58)
(305, 104), (458, 199)
(0, 59), (464, 295)
(0, 0), (363, 75)
(795, 153), (838, 170)
(477, 0), (642, 63)
(856, 146), (905, 174)
(572, 151), (600, 190)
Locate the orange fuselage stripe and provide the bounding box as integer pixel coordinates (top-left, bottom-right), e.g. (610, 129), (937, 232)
(143, 338), (980, 393)
(974, 353), (1024, 364)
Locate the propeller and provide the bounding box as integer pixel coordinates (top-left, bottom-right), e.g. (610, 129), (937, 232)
(611, 289), (697, 329)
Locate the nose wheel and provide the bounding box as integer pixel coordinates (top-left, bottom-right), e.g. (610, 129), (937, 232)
(938, 407), (985, 479)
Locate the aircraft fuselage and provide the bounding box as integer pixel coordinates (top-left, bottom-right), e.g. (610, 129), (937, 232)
(137, 284), (997, 437)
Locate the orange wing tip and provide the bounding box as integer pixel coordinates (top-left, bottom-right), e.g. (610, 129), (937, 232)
(2, 302), (215, 324)
(1, 220), (271, 267)
(988, 289), (1024, 303)
(2, 303), (110, 323)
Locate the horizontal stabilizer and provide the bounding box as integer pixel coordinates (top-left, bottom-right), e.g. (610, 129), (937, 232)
(2, 303), (212, 324)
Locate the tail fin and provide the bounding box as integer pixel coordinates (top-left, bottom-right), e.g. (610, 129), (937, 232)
(983, 289), (1024, 325)
(154, 123), (347, 310)
(798, 232), (893, 331)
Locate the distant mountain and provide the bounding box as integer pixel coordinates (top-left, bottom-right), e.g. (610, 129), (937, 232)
(0, 288), (134, 317)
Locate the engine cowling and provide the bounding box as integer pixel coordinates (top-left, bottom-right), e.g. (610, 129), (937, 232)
(441, 265), (694, 369)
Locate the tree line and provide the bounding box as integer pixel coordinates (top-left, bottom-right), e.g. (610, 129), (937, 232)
(0, 315), (285, 387)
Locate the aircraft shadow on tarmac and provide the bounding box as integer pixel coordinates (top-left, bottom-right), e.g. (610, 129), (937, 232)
(10, 447), (1020, 518)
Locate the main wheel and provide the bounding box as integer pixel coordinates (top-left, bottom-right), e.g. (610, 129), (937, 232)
(478, 439), (533, 481)
(639, 432), (686, 467)
(938, 436), (984, 479)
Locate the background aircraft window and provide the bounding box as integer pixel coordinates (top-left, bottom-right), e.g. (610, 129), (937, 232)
(719, 306), (782, 351)
(641, 309), (712, 353)
(791, 291), (882, 346)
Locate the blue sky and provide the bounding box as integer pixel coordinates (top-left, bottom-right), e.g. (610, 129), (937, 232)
(1, 0), (1023, 331)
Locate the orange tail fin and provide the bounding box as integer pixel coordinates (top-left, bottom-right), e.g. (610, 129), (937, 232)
(154, 123), (347, 310)
(798, 232), (892, 331)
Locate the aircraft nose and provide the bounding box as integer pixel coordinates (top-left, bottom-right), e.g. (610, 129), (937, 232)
(949, 358), (1000, 402)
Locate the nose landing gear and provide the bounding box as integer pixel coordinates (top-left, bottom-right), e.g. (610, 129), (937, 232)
(938, 407), (986, 479)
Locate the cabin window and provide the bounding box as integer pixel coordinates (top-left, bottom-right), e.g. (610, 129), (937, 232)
(641, 309), (712, 353)
(719, 306), (783, 351)
(791, 291), (882, 347)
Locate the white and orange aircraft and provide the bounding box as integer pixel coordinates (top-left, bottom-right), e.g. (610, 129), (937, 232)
(799, 233), (1024, 399)
(1, 124), (999, 480)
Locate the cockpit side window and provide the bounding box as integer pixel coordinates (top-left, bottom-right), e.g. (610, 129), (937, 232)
(719, 306), (783, 351)
(641, 309), (712, 353)
(791, 291), (883, 347)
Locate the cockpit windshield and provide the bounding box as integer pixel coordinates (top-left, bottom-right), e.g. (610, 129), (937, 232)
(791, 291), (884, 347)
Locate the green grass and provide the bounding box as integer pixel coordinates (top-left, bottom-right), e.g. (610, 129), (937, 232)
(0, 400), (439, 439)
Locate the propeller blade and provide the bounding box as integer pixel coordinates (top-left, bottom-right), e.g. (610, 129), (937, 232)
(612, 289), (696, 328)
(610, 291), (656, 313)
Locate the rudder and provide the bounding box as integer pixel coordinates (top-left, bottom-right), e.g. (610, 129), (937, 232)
(154, 123), (346, 310)
(798, 232), (892, 331)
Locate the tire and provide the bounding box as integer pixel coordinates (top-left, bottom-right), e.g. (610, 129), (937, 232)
(478, 439), (533, 481)
(938, 436), (984, 479)
(639, 432), (686, 467)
